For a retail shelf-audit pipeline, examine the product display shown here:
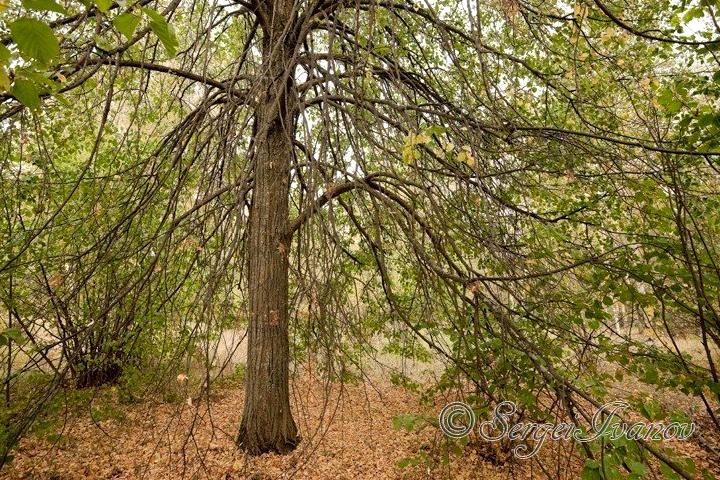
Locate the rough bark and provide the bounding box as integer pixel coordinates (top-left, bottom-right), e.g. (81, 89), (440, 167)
(237, 0), (300, 455)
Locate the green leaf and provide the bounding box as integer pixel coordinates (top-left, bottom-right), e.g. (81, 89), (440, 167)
(22, 0), (66, 14)
(141, 7), (178, 56)
(642, 365), (659, 385)
(658, 87), (682, 114)
(94, 0), (112, 13)
(1, 328), (24, 343)
(113, 13), (140, 41)
(702, 468), (718, 480)
(9, 18), (60, 65)
(0, 44), (11, 64)
(0, 67), (10, 91)
(638, 396), (664, 421)
(708, 382), (720, 395)
(627, 460), (648, 477)
(660, 461), (682, 480)
(392, 414), (425, 432)
(396, 456), (420, 468)
(581, 460), (603, 480)
(0, 327), (26, 346)
(683, 7), (704, 22)
(11, 78), (41, 109)
(424, 125), (446, 135)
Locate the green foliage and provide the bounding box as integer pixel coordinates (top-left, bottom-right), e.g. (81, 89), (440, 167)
(0, 328), (24, 347)
(113, 13), (141, 41)
(21, 0), (66, 14)
(391, 413), (431, 432)
(141, 7), (178, 57)
(217, 362), (246, 388)
(9, 77), (41, 109)
(90, 403), (127, 424)
(94, 0), (111, 13)
(9, 17), (59, 65)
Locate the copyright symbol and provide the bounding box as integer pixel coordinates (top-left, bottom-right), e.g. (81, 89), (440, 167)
(439, 401), (475, 438)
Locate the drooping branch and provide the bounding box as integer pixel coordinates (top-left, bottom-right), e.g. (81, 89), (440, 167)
(592, 0), (720, 46)
(84, 58), (252, 100)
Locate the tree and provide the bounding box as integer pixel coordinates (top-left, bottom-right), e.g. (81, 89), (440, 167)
(238, 0), (299, 454)
(1, 0), (719, 475)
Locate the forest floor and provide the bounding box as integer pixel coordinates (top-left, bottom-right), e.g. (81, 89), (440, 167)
(3, 363), (720, 480)
(0, 369), (574, 479)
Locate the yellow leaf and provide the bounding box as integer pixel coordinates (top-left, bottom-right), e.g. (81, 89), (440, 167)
(402, 145), (416, 164)
(458, 146), (476, 167)
(415, 133), (431, 144)
(600, 28), (614, 43)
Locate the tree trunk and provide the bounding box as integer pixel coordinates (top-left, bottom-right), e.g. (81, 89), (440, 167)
(237, 0), (299, 455)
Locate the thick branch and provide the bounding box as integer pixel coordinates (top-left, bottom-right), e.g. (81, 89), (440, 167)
(287, 173), (380, 237)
